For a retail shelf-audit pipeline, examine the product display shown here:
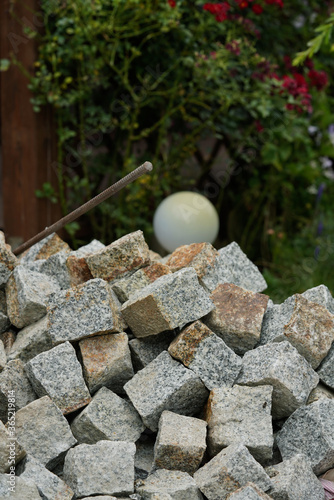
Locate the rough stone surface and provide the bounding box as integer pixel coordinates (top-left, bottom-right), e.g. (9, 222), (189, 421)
(153, 410), (207, 475)
(168, 321), (242, 390)
(129, 331), (176, 370)
(205, 385), (274, 463)
(112, 262), (171, 303)
(0, 290), (10, 333)
(121, 268), (214, 338)
(28, 250), (72, 290)
(19, 232), (71, 263)
(0, 240), (18, 288)
(86, 230), (151, 282)
(218, 242), (268, 293)
(259, 296), (295, 346)
(0, 359), (37, 422)
(276, 399), (334, 475)
(47, 278), (126, 345)
(124, 351), (209, 431)
(0, 420), (26, 473)
(307, 383), (334, 404)
(193, 444), (272, 500)
(63, 440), (136, 498)
(17, 454), (75, 500)
(0, 473), (41, 499)
(317, 342), (334, 390)
(302, 284), (334, 314)
(265, 454), (325, 500)
(7, 316), (52, 364)
(136, 469), (203, 499)
(71, 386), (144, 444)
(204, 283), (269, 355)
(66, 239), (105, 287)
(14, 395), (77, 469)
(0, 330), (15, 355)
(226, 482), (273, 499)
(79, 332), (134, 393)
(25, 341), (91, 414)
(6, 266), (60, 328)
(237, 341), (319, 419)
(0, 339), (6, 371)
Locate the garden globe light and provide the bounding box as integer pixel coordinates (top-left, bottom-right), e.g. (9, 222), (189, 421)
(153, 191), (220, 253)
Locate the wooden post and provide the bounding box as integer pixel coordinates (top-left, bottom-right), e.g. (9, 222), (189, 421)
(0, 0), (61, 248)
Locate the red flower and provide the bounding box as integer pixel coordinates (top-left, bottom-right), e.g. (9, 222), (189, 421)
(237, 0), (249, 8)
(252, 4), (263, 14)
(308, 69), (329, 91)
(203, 2), (230, 22)
(255, 120), (264, 132)
(168, 0), (176, 6)
(265, 0), (284, 7)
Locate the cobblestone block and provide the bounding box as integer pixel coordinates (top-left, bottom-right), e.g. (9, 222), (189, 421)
(193, 444), (272, 500)
(71, 386), (144, 444)
(0, 420), (26, 473)
(17, 454), (75, 500)
(63, 440), (136, 498)
(121, 268), (214, 338)
(302, 284), (334, 314)
(14, 395), (76, 470)
(28, 250), (72, 290)
(0, 473), (41, 499)
(79, 332), (134, 393)
(6, 266), (60, 328)
(226, 482), (273, 499)
(204, 283), (269, 355)
(205, 385), (273, 463)
(168, 321), (242, 390)
(276, 399), (334, 475)
(153, 410), (207, 474)
(218, 242), (268, 293)
(265, 454), (325, 500)
(129, 331), (176, 370)
(124, 351), (209, 431)
(136, 469), (203, 499)
(66, 239), (105, 286)
(317, 343), (334, 389)
(19, 232), (71, 263)
(8, 316), (52, 364)
(307, 383), (334, 404)
(0, 359), (37, 422)
(112, 262), (171, 303)
(0, 239), (18, 288)
(47, 278), (126, 345)
(25, 341), (91, 414)
(0, 290), (10, 333)
(237, 341), (319, 419)
(0, 339), (6, 371)
(86, 230), (150, 282)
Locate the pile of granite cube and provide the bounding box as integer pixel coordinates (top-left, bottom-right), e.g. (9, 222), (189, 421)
(0, 228), (334, 499)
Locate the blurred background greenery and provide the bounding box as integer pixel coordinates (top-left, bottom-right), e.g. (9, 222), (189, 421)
(5, 0), (334, 302)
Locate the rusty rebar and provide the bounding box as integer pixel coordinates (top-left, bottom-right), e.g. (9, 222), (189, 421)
(13, 161), (153, 256)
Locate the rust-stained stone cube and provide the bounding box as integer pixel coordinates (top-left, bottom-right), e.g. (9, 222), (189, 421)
(79, 332), (134, 394)
(112, 262), (171, 303)
(86, 230), (151, 282)
(168, 321), (242, 390)
(0, 239), (18, 288)
(153, 410), (207, 475)
(47, 278), (126, 345)
(18, 232), (71, 263)
(66, 239), (106, 287)
(25, 341), (91, 415)
(121, 268), (214, 338)
(204, 283), (269, 355)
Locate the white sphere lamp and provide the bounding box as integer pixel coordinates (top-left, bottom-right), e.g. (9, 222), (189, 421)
(153, 191), (219, 253)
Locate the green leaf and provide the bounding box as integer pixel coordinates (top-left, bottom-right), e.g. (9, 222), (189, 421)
(0, 59), (10, 72)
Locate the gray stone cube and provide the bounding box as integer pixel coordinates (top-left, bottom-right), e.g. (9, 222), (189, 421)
(302, 284), (334, 314)
(136, 469), (203, 499)
(27, 250), (72, 290)
(0, 473), (41, 499)
(86, 230), (150, 282)
(79, 332), (134, 393)
(168, 320), (242, 390)
(205, 385), (274, 463)
(63, 440), (136, 498)
(7, 316), (52, 364)
(124, 351), (209, 431)
(71, 386), (144, 444)
(18, 232), (71, 263)
(121, 268), (214, 338)
(204, 283), (269, 355)
(0, 240), (18, 288)
(317, 343), (334, 390)
(17, 454), (75, 500)
(276, 399), (334, 475)
(237, 341), (319, 419)
(13, 395), (77, 469)
(25, 341), (91, 414)
(6, 266), (60, 328)
(0, 290), (10, 334)
(265, 454), (325, 500)
(193, 444), (272, 500)
(153, 410), (207, 474)
(0, 339), (6, 371)
(47, 278), (126, 345)
(226, 482), (273, 499)
(0, 420), (26, 473)
(66, 239), (105, 287)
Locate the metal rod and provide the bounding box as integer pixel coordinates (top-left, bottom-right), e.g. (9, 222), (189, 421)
(13, 161), (153, 256)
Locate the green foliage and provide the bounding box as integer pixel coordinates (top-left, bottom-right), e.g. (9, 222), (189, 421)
(294, 12), (334, 66)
